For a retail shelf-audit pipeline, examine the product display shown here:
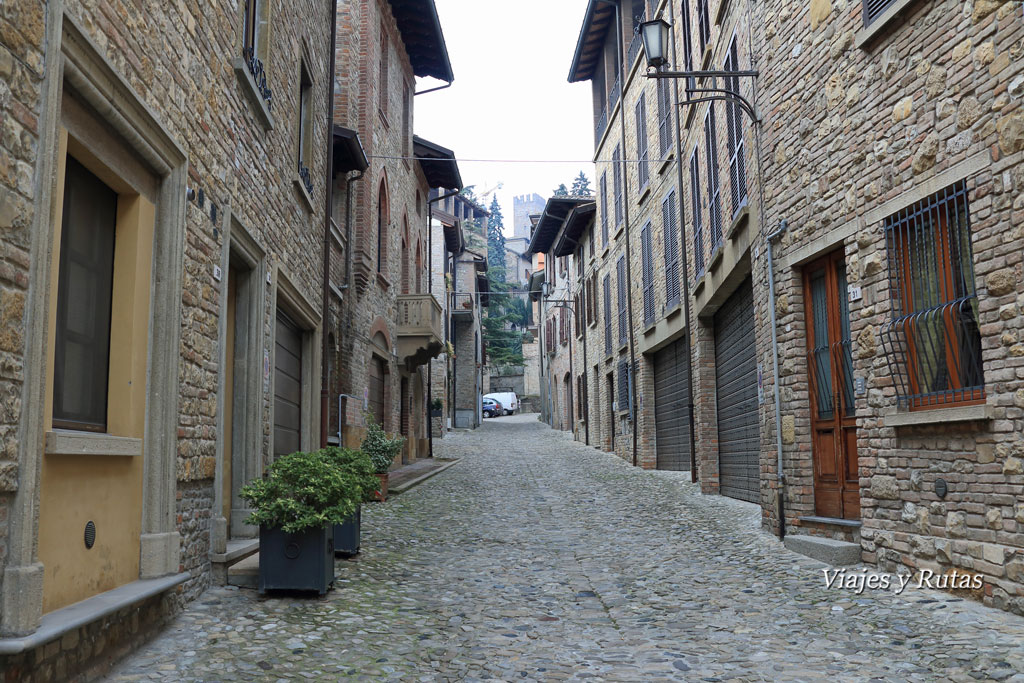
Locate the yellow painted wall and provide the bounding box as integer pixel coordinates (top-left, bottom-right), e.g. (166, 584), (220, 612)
(38, 140), (153, 613)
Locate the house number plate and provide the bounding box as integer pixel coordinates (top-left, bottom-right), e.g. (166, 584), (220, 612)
(848, 285), (862, 302)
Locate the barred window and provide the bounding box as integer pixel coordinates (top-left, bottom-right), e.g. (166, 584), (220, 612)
(689, 148), (705, 277)
(636, 93), (650, 192)
(662, 190), (681, 309)
(616, 255), (628, 345)
(641, 222), (655, 326)
(879, 180), (984, 409)
(603, 274), (613, 355)
(704, 105), (723, 252)
(724, 39), (747, 218)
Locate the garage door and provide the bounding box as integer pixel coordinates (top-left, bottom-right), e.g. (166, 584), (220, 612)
(367, 355), (386, 426)
(713, 279), (759, 503)
(653, 337), (691, 471)
(274, 312), (303, 458)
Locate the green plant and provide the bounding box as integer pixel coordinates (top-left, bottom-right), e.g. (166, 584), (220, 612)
(431, 397), (443, 411)
(361, 414), (405, 474)
(240, 448), (377, 532)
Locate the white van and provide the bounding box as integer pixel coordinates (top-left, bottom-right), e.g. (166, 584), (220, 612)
(484, 392), (519, 416)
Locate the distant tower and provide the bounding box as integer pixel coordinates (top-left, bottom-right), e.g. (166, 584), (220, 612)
(513, 193), (546, 240)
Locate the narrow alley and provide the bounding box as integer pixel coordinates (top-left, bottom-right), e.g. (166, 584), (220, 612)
(107, 415), (1024, 682)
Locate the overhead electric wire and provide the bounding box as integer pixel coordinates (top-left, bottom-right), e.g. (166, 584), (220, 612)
(366, 154), (670, 165)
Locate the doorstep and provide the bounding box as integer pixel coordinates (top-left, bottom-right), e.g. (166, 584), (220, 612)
(227, 553), (259, 590)
(784, 534), (862, 566)
(211, 538), (259, 585)
(0, 572), (189, 655)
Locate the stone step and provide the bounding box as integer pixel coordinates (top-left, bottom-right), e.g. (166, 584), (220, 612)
(227, 553), (259, 589)
(784, 534), (862, 566)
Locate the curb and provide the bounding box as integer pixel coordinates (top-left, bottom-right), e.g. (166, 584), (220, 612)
(390, 459), (461, 495)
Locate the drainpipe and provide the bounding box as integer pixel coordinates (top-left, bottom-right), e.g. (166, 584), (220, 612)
(766, 219), (788, 540)
(320, 0), (338, 449)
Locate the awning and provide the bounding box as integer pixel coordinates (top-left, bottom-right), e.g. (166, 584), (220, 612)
(553, 202), (596, 257)
(332, 125), (368, 174)
(527, 197), (593, 255)
(388, 0), (455, 83)
(568, 0), (615, 83)
(414, 136), (462, 190)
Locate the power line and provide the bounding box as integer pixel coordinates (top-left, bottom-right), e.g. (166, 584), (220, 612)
(367, 154), (670, 165)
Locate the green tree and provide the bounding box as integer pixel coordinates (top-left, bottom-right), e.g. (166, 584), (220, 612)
(570, 171), (593, 197)
(487, 196), (507, 283)
(552, 183), (569, 197)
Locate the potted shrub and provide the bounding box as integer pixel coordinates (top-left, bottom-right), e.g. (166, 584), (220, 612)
(322, 446), (378, 557)
(362, 415), (405, 501)
(240, 449), (367, 594)
(430, 398), (443, 418)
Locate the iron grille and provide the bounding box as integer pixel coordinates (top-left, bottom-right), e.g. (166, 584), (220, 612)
(603, 275), (613, 355)
(608, 75), (621, 115)
(690, 150), (705, 277)
(616, 256), (628, 345)
(641, 222), (655, 326)
(596, 106), (609, 146)
(704, 106), (723, 252)
(724, 40), (747, 218)
(636, 93), (650, 192)
(663, 191), (681, 309)
(879, 180), (984, 409)
(627, 20), (645, 67)
(863, 0), (897, 26)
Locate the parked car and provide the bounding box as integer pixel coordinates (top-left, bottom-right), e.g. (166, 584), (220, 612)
(482, 397), (502, 418)
(484, 392), (519, 416)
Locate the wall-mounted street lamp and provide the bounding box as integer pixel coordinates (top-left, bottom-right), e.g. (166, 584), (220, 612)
(639, 18), (760, 123)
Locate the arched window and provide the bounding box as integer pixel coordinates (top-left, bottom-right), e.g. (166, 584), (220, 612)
(400, 216), (411, 294)
(415, 241), (422, 293)
(377, 179), (388, 274)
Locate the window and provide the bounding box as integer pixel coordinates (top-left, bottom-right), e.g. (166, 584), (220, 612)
(402, 84), (411, 157)
(577, 374), (585, 423)
(600, 172), (609, 246)
(689, 149), (705, 277)
(863, 0), (898, 26)
(724, 39), (747, 218)
(636, 93), (650, 192)
(662, 190), (681, 309)
(704, 106), (723, 252)
(588, 228), (595, 260)
(577, 252), (584, 279)
(616, 255), (627, 346)
(297, 62), (313, 194)
(560, 306), (569, 345)
(697, 0), (711, 55)
(657, 77), (673, 158)
(617, 358), (632, 414)
(641, 222), (655, 326)
(603, 274), (613, 356)
(377, 179), (388, 273)
(613, 145), (624, 228)
(379, 26), (389, 119)
(241, 0), (272, 108)
(881, 180), (984, 409)
(52, 158), (117, 432)
(680, 0), (695, 93)
(574, 293), (583, 338)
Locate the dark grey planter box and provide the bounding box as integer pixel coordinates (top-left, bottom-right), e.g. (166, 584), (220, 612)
(258, 525), (334, 595)
(333, 505), (361, 557)
(430, 409), (443, 417)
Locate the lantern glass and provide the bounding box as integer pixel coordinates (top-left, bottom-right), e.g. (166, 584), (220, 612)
(640, 19), (671, 69)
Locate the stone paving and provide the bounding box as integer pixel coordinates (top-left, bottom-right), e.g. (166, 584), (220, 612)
(106, 414), (1024, 682)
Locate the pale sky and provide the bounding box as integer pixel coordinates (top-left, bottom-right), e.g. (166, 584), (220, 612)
(414, 0), (595, 236)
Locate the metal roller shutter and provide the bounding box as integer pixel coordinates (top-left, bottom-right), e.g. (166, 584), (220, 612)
(274, 312), (303, 458)
(713, 279), (759, 502)
(654, 337), (691, 471)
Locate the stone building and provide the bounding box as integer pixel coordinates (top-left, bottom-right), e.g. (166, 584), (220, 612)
(513, 192), (547, 239)
(327, 0), (456, 468)
(0, 0), (335, 676)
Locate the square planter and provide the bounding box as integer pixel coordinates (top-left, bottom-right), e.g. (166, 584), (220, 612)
(258, 524), (335, 595)
(334, 505), (361, 557)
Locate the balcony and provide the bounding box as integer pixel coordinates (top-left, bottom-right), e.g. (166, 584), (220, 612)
(451, 292), (475, 320)
(396, 294), (444, 369)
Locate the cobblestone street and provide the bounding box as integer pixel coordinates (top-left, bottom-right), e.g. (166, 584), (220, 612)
(107, 415), (1024, 682)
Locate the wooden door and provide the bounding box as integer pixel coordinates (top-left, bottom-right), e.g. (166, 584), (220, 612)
(804, 251), (859, 519)
(273, 311), (303, 458)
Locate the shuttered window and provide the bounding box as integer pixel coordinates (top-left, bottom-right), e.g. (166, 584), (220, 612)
(616, 255), (627, 346)
(636, 94), (650, 192)
(662, 190), (681, 309)
(697, 0), (711, 55)
(641, 222), (655, 326)
(613, 145), (624, 228)
(689, 149), (705, 277)
(600, 172), (609, 246)
(724, 39), (747, 219)
(704, 106), (723, 252)
(603, 274), (613, 356)
(657, 76), (673, 157)
(617, 358), (632, 414)
(53, 157), (117, 432)
(680, 0), (695, 93)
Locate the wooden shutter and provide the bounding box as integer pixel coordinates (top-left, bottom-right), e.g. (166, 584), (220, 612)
(689, 149), (705, 277)
(600, 172), (609, 245)
(724, 39), (747, 218)
(663, 190), (681, 309)
(603, 274), (613, 355)
(641, 222), (655, 326)
(657, 76), (673, 157)
(613, 145), (624, 227)
(704, 105), (722, 250)
(636, 94), (649, 190)
(616, 255), (627, 345)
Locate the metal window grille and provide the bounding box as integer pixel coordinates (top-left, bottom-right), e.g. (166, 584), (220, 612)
(663, 190), (681, 309)
(704, 106), (723, 252)
(879, 180), (984, 409)
(600, 172), (609, 246)
(603, 274), (613, 355)
(863, 0), (898, 26)
(636, 94), (650, 192)
(613, 145), (624, 227)
(697, 0), (711, 55)
(724, 40), (747, 218)
(641, 222), (655, 326)
(690, 149), (705, 277)
(658, 77), (673, 158)
(616, 255), (628, 345)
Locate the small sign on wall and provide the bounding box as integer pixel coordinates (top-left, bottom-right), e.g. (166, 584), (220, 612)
(848, 284), (863, 302)
(213, 265), (222, 282)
